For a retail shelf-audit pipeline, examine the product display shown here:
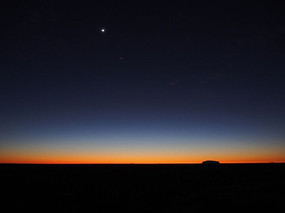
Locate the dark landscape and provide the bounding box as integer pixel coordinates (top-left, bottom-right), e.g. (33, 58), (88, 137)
(1, 163), (285, 212)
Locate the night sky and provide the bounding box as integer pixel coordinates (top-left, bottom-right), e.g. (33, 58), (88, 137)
(1, 1), (285, 163)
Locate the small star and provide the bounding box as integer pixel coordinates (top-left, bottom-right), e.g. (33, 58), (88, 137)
(101, 28), (105, 32)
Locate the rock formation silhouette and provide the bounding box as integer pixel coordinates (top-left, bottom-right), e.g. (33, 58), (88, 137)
(202, 160), (220, 165)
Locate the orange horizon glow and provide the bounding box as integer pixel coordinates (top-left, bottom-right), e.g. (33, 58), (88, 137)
(1, 161), (285, 164)
(0, 153), (285, 164)
(1, 141), (285, 164)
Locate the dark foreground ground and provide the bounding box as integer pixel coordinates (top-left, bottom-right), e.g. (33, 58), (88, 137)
(1, 163), (285, 212)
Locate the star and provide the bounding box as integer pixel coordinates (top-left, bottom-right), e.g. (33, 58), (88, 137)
(101, 28), (105, 32)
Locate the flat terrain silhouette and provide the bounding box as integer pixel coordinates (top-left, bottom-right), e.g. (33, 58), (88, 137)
(1, 163), (284, 212)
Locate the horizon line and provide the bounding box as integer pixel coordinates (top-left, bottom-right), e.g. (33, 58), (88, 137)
(1, 162), (284, 165)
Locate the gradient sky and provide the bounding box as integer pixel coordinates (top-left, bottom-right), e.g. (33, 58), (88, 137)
(1, 1), (285, 163)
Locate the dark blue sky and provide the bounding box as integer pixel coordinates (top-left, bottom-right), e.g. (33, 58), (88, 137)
(1, 1), (285, 163)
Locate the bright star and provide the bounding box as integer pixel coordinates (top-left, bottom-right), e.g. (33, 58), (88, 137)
(101, 28), (105, 32)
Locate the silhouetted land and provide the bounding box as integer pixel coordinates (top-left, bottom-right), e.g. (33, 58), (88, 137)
(1, 163), (284, 212)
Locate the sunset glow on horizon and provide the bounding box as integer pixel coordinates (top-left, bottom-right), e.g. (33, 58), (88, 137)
(1, 137), (284, 164)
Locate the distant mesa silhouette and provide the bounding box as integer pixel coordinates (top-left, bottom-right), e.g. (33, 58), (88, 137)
(202, 160), (220, 165)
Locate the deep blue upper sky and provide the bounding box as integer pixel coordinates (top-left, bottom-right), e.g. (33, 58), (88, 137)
(0, 1), (285, 162)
